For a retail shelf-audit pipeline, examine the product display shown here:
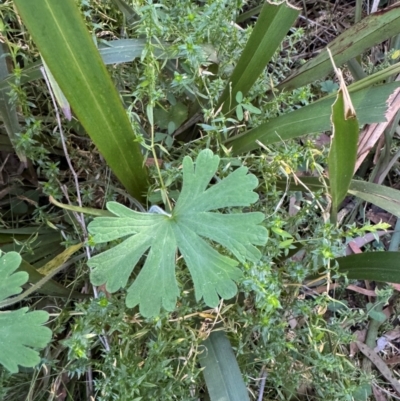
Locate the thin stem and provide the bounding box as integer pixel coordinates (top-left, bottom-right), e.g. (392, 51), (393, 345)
(355, 0), (363, 23)
(150, 117), (172, 211)
(257, 369), (267, 401)
(40, 66), (110, 354)
(40, 66), (85, 233)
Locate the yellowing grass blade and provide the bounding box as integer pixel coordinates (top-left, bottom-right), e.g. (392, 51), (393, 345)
(49, 196), (114, 217)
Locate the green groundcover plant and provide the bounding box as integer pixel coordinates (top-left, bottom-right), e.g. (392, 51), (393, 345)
(2, 0), (400, 399)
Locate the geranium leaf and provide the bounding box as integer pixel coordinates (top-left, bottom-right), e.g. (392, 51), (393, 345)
(0, 252), (52, 373)
(88, 149), (268, 317)
(0, 252), (26, 302)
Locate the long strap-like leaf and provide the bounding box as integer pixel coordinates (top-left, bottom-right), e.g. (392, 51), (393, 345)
(227, 82), (400, 154)
(14, 0), (148, 201)
(200, 330), (250, 401)
(218, 1), (300, 114)
(277, 3), (400, 92)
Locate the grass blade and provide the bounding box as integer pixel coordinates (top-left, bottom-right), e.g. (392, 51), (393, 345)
(276, 176), (326, 192)
(328, 66), (359, 222)
(0, 38), (189, 95)
(49, 195), (114, 217)
(41, 58), (71, 120)
(348, 180), (400, 218)
(347, 61), (400, 94)
(227, 82), (400, 154)
(99, 39), (170, 64)
(0, 43), (25, 162)
(111, 0), (139, 24)
(19, 259), (88, 298)
(337, 252), (400, 283)
(276, 176), (400, 221)
(0, 253), (86, 309)
(277, 3), (400, 92)
(14, 0), (148, 201)
(236, 4), (263, 23)
(200, 330), (250, 401)
(218, 1), (300, 114)
(0, 227), (65, 267)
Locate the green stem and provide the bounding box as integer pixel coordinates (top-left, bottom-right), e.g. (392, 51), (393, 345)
(149, 110), (172, 212)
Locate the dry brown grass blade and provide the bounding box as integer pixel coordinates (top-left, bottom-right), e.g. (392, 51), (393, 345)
(346, 285), (377, 297)
(355, 76), (400, 172)
(372, 384), (388, 401)
(357, 341), (400, 395)
(345, 231), (392, 255)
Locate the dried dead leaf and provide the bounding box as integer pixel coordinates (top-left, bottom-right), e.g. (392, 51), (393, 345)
(382, 328), (400, 342)
(356, 341), (400, 395)
(366, 209), (396, 227)
(346, 284), (376, 297)
(289, 196), (300, 216)
(372, 384), (388, 401)
(385, 356), (400, 366)
(355, 76), (400, 172)
(327, 48), (356, 119)
(349, 329), (366, 357)
(345, 231), (391, 255)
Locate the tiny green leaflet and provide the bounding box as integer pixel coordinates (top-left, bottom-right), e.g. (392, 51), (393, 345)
(0, 251), (52, 373)
(88, 149), (268, 317)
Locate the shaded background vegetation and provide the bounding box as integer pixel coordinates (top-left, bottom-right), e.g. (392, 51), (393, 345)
(1, 0), (400, 400)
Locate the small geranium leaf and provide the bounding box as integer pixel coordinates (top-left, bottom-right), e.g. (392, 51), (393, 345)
(88, 149), (268, 317)
(0, 252), (26, 302)
(0, 308), (51, 373)
(0, 252), (52, 373)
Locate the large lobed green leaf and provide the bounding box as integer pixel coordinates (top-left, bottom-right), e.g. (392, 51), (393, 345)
(88, 149), (268, 317)
(218, 0), (300, 114)
(0, 252), (52, 373)
(13, 0), (148, 201)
